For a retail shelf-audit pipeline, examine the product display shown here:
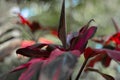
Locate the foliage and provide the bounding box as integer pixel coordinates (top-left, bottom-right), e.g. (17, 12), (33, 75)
(1, 0), (120, 80)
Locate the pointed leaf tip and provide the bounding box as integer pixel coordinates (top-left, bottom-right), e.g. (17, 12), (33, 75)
(58, 0), (67, 49)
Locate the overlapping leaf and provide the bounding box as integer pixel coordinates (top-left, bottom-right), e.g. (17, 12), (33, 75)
(84, 47), (120, 67)
(70, 22), (97, 53)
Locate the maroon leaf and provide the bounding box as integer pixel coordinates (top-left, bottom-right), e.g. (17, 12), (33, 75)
(18, 59), (43, 80)
(74, 27), (97, 51)
(58, 0), (67, 49)
(16, 48), (50, 58)
(101, 54), (112, 67)
(84, 47), (96, 59)
(85, 67), (115, 80)
(104, 49), (120, 61)
(84, 47), (120, 67)
(86, 54), (104, 67)
(18, 13), (43, 32)
(70, 26), (97, 53)
(11, 58), (44, 73)
(16, 43), (51, 58)
(29, 21), (42, 32)
(85, 26), (97, 39)
(86, 53), (111, 67)
(39, 50), (78, 80)
(11, 63), (30, 73)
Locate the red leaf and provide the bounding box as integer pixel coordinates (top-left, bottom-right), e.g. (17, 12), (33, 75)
(11, 58), (44, 73)
(58, 0), (67, 49)
(86, 54), (104, 67)
(84, 48), (120, 67)
(40, 49), (78, 80)
(101, 54), (112, 67)
(71, 27), (97, 52)
(50, 29), (58, 37)
(18, 58), (44, 80)
(16, 48), (50, 58)
(16, 43), (51, 58)
(86, 53), (111, 67)
(29, 21), (42, 32)
(85, 67), (115, 80)
(73, 27), (97, 52)
(70, 20), (97, 53)
(104, 49), (120, 61)
(18, 14), (42, 32)
(18, 13), (30, 25)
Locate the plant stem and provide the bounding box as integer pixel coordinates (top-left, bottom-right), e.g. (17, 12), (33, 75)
(75, 58), (89, 80)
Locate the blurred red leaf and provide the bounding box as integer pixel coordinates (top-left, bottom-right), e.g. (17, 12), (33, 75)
(18, 13), (31, 25)
(18, 14), (42, 32)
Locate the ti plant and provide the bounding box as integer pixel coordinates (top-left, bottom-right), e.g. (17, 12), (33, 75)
(1, 0), (120, 80)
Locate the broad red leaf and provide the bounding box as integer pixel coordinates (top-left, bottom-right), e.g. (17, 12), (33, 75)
(70, 26), (97, 53)
(104, 49), (120, 61)
(58, 0), (67, 49)
(84, 47), (120, 67)
(86, 54), (104, 67)
(16, 48), (50, 58)
(39, 49), (79, 80)
(12, 48), (80, 80)
(11, 58), (44, 73)
(86, 53), (111, 67)
(18, 59), (43, 80)
(10, 58), (44, 80)
(17, 43), (51, 58)
(85, 67), (115, 80)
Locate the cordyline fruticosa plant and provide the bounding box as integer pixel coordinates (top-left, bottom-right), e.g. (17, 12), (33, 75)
(1, 0), (120, 80)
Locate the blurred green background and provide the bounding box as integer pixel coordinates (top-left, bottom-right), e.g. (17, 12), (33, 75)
(0, 0), (120, 80)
